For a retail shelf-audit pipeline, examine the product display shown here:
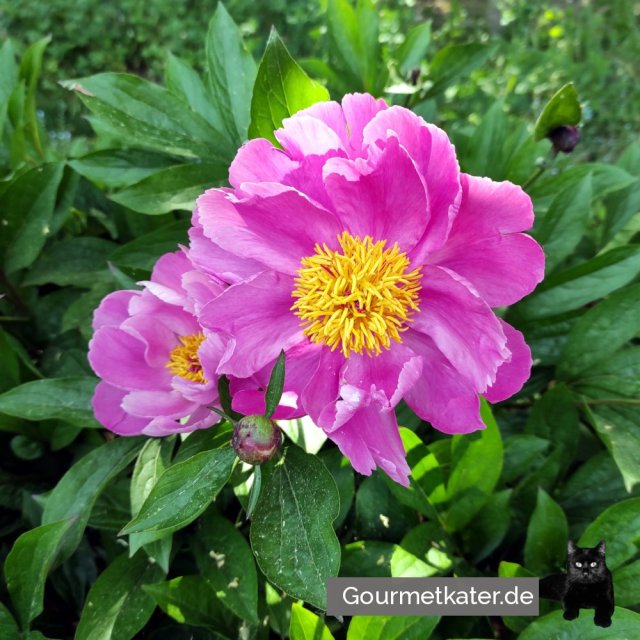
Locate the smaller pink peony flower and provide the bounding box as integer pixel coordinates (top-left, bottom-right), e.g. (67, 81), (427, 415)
(88, 251), (225, 436)
(194, 93), (545, 486)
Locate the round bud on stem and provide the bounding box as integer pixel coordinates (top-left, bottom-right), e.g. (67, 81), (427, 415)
(232, 415), (283, 465)
(549, 125), (581, 154)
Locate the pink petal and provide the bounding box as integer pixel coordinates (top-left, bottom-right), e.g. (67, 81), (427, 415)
(229, 138), (298, 188)
(196, 183), (342, 276)
(121, 314), (178, 368)
(92, 381), (149, 435)
(199, 271), (304, 378)
(428, 174), (544, 306)
(275, 115), (346, 159)
(403, 329), (485, 434)
(412, 265), (509, 392)
(329, 405), (410, 486)
(484, 320), (532, 403)
(341, 93), (388, 155)
(88, 326), (171, 391)
(291, 101), (350, 150)
(324, 136), (428, 251)
(122, 390), (197, 419)
(92, 290), (137, 331)
(139, 251), (191, 307)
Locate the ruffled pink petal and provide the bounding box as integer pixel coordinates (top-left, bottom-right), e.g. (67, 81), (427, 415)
(292, 101), (350, 150)
(412, 265), (509, 392)
(229, 138), (298, 188)
(188, 220), (263, 285)
(403, 329), (484, 434)
(92, 290), (137, 331)
(88, 326), (171, 391)
(199, 271), (304, 378)
(121, 314), (177, 368)
(275, 115), (346, 160)
(363, 107), (461, 255)
(428, 174), (544, 306)
(181, 269), (225, 316)
(341, 93), (388, 156)
(231, 387), (302, 420)
(127, 294), (200, 337)
(324, 136), (428, 251)
(139, 251), (191, 307)
(484, 320), (532, 403)
(329, 405), (410, 486)
(121, 390), (197, 419)
(196, 183), (341, 276)
(92, 381), (149, 435)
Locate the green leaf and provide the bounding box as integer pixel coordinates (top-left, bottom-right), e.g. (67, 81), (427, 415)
(61, 73), (229, 160)
(533, 83), (581, 141)
(4, 519), (73, 629)
(0, 602), (19, 640)
(264, 350), (286, 418)
(319, 448), (354, 529)
(193, 510), (259, 624)
(391, 522), (452, 578)
(43, 437), (143, 560)
(0, 377), (100, 427)
(579, 498), (640, 570)
(519, 607), (640, 639)
(445, 400), (503, 531)
(397, 21), (432, 76)
(69, 149), (177, 190)
(558, 283), (640, 379)
(109, 220), (189, 271)
(143, 576), (234, 632)
(340, 540), (394, 578)
(502, 435), (549, 484)
(613, 559), (640, 607)
(250, 445), (341, 609)
(290, 603), (336, 640)
(0, 163), (64, 273)
(532, 173), (592, 273)
(121, 445), (236, 540)
(206, 3), (257, 145)
(524, 488), (568, 574)
(21, 237), (116, 287)
(462, 490), (512, 563)
(516, 245), (640, 320)
(425, 43), (496, 98)
(327, 0), (382, 93)
(75, 552), (163, 640)
(111, 162), (226, 215)
(347, 616), (440, 640)
(249, 30), (329, 144)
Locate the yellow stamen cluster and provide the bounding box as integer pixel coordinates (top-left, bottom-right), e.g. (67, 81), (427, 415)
(166, 332), (207, 383)
(291, 231), (422, 357)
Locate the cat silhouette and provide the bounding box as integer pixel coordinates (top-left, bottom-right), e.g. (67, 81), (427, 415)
(539, 540), (614, 627)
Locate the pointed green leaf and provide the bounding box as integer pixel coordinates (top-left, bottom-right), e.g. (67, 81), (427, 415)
(290, 603), (336, 640)
(533, 83), (581, 141)
(264, 350), (286, 418)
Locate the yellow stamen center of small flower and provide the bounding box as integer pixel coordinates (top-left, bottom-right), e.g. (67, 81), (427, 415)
(166, 332), (207, 383)
(291, 231), (422, 357)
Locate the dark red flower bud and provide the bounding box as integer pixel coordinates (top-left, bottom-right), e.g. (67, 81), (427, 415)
(549, 125), (581, 154)
(232, 415), (283, 465)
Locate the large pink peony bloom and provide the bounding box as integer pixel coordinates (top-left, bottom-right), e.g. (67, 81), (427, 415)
(193, 94), (545, 486)
(88, 251), (225, 435)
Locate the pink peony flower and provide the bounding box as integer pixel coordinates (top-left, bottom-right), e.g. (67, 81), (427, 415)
(88, 251), (225, 436)
(193, 93), (545, 486)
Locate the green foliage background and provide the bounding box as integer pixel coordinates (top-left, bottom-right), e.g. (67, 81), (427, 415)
(0, 1), (639, 639)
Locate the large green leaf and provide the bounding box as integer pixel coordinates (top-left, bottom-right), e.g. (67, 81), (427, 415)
(0, 163), (64, 273)
(579, 498), (640, 570)
(445, 400), (502, 531)
(61, 73), (228, 160)
(391, 522), (452, 578)
(249, 30), (329, 144)
(205, 3), (257, 145)
(533, 83), (582, 141)
(340, 540), (394, 578)
(397, 21), (431, 76)
(0, 377), (100, 427)
(558, 283), (640, 379)
(613, 559), (640, 607)
(110, 162), (226, 215)
(250, 445), (341, 609)
(347, 616), (440, 640)
(524, 488), (568, 575)
(121, 445), (236, 540)
(532, 173), (592, 273)
(519, 607), (640, 639)
(193, 510), (258, 624)
(43, 437), (143, 560)
(75, 552), (163, 640)
(290, 603), (335, 640)
(4, 519), (73, 629)
(0, 602), (19, 640)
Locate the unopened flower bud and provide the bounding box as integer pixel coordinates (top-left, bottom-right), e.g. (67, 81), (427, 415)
(549, 125), (581, 154)
(232, 415), (283, 465)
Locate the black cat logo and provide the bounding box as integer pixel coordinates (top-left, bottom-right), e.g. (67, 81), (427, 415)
(540, 540), (614, 627)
